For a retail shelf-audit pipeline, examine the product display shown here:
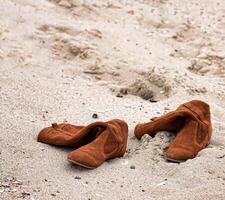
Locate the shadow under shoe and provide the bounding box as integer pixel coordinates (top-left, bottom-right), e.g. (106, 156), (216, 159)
(134, 100), (212, 162)
(67, 119), (128, 169)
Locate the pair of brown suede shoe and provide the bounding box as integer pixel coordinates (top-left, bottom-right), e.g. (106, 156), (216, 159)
(37, 100), (212, 168)
(38, 119), (128, 169)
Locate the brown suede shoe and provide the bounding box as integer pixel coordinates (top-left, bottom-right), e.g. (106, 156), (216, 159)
(38, 122), (104, 148)
(134, 100), (212, 162)
(67, 119), (128, 169)
(37, 119), (128, 168)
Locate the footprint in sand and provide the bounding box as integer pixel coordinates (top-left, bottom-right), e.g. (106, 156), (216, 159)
(38, 24), (81, 37)
(85, 65), (172, 102)
(188, 54), (225, 77)
(171, 21), (200, 43)
(141, 0), (168, 6)
(118, 71), (171, 102)
(48, 0), (79, 9)
(48, 0), (98, 18)
(37, 24), (99, 61)
(51, 37), (91, 60)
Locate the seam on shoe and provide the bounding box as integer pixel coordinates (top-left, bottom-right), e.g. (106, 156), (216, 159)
(183, 105), (211, 144)
(194, 121), (204, 148)
(183, 106), (210, 146)
(60, 124), (67, 129)
(104, 126), (121, 156)
(182, 105), (209, 128)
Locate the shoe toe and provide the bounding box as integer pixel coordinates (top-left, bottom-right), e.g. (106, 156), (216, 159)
(134, 124), (143, 139)
(37, 127), (53, 143)
(68, 150), (100, 169)
(165, 147), (195, 162)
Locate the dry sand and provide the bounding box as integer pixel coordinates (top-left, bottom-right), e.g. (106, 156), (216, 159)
(1, 0), (225, 199)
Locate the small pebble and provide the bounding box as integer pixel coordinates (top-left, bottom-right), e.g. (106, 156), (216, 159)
(116, 93), (123, 98)
(74, 176), (81, 180)
(150, 99), (158, 103)
(130, 165), (135, 169)
(51, 123), (58, 128)
(21, 192), (30, 197)
(92, 113), (98, 119)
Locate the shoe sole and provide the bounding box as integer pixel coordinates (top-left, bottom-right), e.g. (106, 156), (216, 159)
(68, 159), (95, 169)
(164, 156), (185, 163)
(163, 151), (186, 163)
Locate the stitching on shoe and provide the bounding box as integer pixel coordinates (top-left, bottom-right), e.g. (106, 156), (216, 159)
(182, 105), (209, 128)
(183, 105), (210, 144)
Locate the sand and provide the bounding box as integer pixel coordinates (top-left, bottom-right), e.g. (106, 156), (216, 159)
(1, 0), (225, 199)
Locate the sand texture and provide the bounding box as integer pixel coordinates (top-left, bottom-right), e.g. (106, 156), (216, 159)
(1, 0), (225, 199)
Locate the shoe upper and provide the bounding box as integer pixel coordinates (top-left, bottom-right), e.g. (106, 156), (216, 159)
(67, 119), (128, 168)
(134, 100), (212, 161)
(166, 100), (212, 161)
(37, 119), (128, 168)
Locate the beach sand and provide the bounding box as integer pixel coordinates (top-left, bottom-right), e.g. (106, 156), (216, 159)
(1, 0), (225, 199)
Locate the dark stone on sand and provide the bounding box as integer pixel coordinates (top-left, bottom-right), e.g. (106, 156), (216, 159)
(92, 113), (98, 119)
